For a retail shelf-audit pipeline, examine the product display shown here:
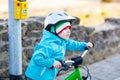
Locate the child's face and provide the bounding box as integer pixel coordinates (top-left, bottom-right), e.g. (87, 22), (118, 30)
(58, 27), (71, 40)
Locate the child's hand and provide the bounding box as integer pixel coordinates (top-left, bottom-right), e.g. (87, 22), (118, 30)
(87, 42), (94, 48)
(53, 60), (62, 68)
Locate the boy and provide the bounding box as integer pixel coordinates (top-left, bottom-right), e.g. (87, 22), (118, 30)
(25, 10), (93, 80)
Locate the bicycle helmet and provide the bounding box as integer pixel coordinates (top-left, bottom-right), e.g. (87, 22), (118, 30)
(44, 10), (76, 29)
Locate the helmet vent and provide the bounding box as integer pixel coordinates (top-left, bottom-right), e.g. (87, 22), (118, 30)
(48, 13), (53, 16)
(64, 12), (68, 16)
(58, 14), (63, 16)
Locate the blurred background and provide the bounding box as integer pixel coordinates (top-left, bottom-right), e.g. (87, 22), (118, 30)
(0, 0), (120, 26)
(1, 0), (120, 80)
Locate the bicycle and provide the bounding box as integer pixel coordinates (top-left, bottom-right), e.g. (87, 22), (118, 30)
(57, 48), (91, 80)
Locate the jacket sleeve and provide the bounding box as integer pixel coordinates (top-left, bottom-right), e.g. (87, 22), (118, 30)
(32, 44), (54, 68)
(65, 39), (87, 52)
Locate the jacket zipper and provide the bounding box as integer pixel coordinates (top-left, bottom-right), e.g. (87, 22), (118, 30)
(40, 67), (46, 76)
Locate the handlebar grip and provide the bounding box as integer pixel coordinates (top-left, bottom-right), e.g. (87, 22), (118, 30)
(50, 61), (66, 69)
(59, 61), (66, 67)
(91, 42), (94, 47)
(60, 61), (70, 71)
(85, 42), (94, 50)
(84, 47), (89, 50)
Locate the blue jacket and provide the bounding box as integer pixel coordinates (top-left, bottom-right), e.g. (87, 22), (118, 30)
(25, 30), (87, 80)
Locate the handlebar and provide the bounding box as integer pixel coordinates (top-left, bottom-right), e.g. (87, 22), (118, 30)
(56, 49), (90, 76)
(63, 50), (88, 65)
(81, 50), (88, 58)
(51, 46), (92, 70)
(60, 49), (89, 70)
(57, 43), (94, 76)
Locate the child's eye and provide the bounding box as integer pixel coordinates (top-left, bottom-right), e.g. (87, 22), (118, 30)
(69, 26), (72, 29)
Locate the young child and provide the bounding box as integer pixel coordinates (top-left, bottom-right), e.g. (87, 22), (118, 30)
(25, 10), (93, 80)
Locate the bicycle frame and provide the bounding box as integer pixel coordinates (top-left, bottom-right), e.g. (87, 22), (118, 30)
(65, 67), (82, 80)
(63, 50), (89, 80)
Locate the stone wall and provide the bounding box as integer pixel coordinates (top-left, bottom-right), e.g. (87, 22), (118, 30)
(0, 17), (120, 77)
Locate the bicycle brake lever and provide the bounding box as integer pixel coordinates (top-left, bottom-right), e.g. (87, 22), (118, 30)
(61, 65), (70, 71)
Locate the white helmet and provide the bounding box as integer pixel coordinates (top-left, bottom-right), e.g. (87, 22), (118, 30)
(44, 10), (76, 28)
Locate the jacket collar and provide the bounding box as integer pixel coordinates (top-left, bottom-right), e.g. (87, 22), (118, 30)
(41, 29), (65, 44)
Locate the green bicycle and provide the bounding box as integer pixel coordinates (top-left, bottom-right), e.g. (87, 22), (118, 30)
(57, 49), (91, 80)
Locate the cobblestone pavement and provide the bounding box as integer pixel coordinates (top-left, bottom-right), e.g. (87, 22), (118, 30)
(56, 53), (120, 80)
